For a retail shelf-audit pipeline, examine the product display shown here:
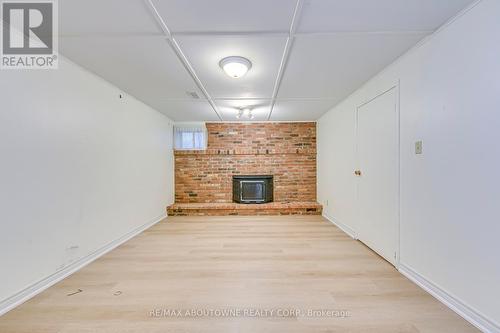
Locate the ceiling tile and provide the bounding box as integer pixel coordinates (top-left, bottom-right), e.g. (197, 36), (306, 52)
(60, 37), (204, 119)
(215, 99), (271, 121)
(270, 99), (336, 121)
(278, 33), (428, 102)
(60, 37), (201, 99)
(60, 0), (161, 35)
(151, 0), (296, 33)
(298, 0), (475, 32)
(176, 36), (287, 99)
(148, 100), (220, 121)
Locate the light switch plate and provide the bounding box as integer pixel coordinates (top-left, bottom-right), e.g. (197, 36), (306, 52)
(415, 141), (423, 155)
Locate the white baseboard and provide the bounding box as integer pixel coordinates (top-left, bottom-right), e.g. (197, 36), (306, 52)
(322, 212), (358, 240)
(399, 263), (500, 333)
(0, 213), (167, 317)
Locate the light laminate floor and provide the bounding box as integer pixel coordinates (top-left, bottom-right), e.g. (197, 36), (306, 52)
(0, 216), (477, 332)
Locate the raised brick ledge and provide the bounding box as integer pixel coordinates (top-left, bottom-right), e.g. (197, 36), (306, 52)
(167, 202), (322, 216)
(174, 149), (316, 156)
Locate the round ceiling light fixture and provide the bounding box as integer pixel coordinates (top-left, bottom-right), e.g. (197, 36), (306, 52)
(219, 56), (252, 78)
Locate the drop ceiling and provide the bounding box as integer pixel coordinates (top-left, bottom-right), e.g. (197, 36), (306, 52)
(59, 0), (475, 121)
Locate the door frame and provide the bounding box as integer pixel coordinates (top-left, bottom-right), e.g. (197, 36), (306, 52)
(355, 81), (401, 268)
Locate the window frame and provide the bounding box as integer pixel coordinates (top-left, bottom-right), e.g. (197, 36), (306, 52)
(173, 124), (207, 150)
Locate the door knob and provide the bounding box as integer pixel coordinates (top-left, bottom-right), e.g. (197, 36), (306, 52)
(354, 170), (362, 176)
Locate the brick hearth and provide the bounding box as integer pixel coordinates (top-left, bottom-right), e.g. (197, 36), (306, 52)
(167, 202), (322, 216)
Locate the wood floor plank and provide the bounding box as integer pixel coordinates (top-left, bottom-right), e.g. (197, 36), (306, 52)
(0, 216), (478, 332)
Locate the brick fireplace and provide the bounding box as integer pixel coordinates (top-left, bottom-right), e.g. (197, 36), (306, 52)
(168, 122), (321, 216)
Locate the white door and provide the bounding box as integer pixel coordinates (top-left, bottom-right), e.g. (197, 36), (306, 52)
(356, 87), (399, 266)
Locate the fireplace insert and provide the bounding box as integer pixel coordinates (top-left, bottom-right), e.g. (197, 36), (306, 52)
(232, 175), (273, 204)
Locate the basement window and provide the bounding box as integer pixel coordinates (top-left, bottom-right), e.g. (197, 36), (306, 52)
(174, 123), (207, 150)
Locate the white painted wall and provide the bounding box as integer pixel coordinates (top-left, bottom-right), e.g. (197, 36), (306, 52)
(318, 0), (500, 329)
(0, 56), (174, 307)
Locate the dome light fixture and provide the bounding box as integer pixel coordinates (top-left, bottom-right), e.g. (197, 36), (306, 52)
(219, 56), (252, 78)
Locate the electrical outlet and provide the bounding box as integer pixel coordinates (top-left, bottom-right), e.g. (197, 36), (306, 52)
(65, 245), (80, 264)
(415, 141), (423, 155)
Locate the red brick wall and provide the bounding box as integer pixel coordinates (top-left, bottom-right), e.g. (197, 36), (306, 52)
(174, 122), (317, 203)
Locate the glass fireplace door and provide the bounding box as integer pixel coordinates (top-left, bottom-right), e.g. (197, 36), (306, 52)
(240, 181), (265, 202)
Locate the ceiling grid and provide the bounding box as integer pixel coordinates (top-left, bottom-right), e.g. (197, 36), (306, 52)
(57, 0), (475, 121)
(143, 0), (223, 120)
